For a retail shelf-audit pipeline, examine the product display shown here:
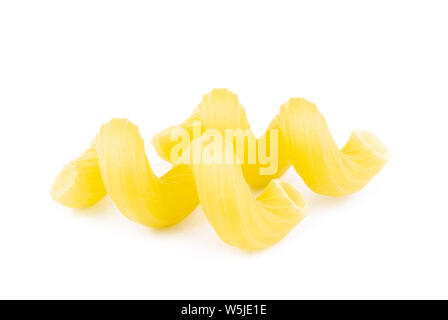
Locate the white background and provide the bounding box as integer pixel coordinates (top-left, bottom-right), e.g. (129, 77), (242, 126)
(1, 1), (447, 299)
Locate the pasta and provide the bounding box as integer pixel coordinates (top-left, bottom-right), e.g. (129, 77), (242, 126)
(51, 89), (389, 250)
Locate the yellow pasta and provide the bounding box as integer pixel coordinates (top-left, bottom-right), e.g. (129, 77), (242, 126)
(52, 119), (199, 227)
(51, 142), (106, 208)
(276, 98), (390, 196)
(152, 90), (291, 189)
(153, 89), (390, 196)
(51, 88), (389, 250)
(188, 134), (308, 250)
(51, 118), (308, 249)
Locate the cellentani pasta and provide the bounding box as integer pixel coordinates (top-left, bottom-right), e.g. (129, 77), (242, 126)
(51, 89), (389, 250)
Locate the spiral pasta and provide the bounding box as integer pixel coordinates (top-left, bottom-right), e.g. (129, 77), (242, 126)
(51, 89), (389, 250)
(153, 89), (390, 196)
(51, 120), (199, 227)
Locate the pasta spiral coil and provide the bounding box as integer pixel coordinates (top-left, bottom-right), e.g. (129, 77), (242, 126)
(51, 89), (389, 250)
